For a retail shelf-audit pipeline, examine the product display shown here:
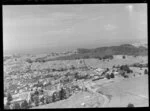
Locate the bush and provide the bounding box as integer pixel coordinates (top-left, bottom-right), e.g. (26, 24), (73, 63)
(4, 104), (10, 109)
(45, 96), (51, 104)
(110, 73), (115, 78)
(52, 93), (56, 102)
(12, 102), (21, 109)
(98, 57), (102, 60)
(52, 69), (56, 72)
(70, 65), (75, 70)
(144, 69), (148, 74)
(103, 55), (113, 60)
(122, 55), (126, 59)
(30, 93), (34, 102)
(127, 103), (134, 107)
(53, 91), (60, 102)
(20, 100), (29, 109)
(120, 65), (131, 73)
(34, 90), (39, 96)
(7, 92), (13, 102)
(112, 65), (115, 68)
(48, 95), (53, 103)
(33, 95), (39, 106)
(60, 88), (65, 100)
(26, 59), (33, 63)
(28, 99), (32, 108)
(106, 74), (110, 79)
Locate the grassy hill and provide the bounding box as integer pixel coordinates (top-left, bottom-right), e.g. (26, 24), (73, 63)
(46, 44), (147, 61)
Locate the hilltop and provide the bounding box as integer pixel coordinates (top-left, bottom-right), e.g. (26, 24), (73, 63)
(47, 43), (147, 61)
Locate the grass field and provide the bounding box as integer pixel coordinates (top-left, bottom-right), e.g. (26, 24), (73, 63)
(84, 55), (147, 68)
(97, 75), (149, 107)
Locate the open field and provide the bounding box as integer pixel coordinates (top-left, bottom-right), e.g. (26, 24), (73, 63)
(85, 55), (147, 68)
(97, 75), (149, 107)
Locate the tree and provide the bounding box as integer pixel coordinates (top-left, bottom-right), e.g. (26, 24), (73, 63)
(60, 88), (65, 100)
(120, 65), (131, 73)
(33, 95), (39, 106)
(54, 91), (60, 101)
(4, 104), (10, 109)
(45, 96), (50, 104)
(20, 100), (29, 109)
(144, 69), (148, 74)
(98, 57), (102, 60)
(130, 70), (133, 73)
(26, 59), (33, 63)
(127, 103), (134, 107)
(34, 90), (39, 96)
(110, 73), (115, 78)
(112, 65), (115, 68)
(30, 93), (34, 103)
(28, 99), (32, 108)
(40, 96), (45, 104)
(7, 92), (13, 103)
(106, 74), (110, 79)
(48, 95), (53, 103)
(12, 102), (21, 109)
(122, 55), (126, 59)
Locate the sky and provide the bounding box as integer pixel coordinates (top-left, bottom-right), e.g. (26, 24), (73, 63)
(3, 4), (147, 54)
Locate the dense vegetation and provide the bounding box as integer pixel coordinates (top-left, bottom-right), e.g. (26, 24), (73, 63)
(40, 44), (147, 61)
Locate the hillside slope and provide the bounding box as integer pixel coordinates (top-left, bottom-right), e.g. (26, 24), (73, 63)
(48, 44), (147, 61)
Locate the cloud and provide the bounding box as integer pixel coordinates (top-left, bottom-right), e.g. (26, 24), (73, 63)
(44, 27), (74, 36)
(104, 24), (117, 31)
(90, 16), (104, 21)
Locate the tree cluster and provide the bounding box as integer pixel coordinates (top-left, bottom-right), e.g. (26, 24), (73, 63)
(120, 65), (133, 73)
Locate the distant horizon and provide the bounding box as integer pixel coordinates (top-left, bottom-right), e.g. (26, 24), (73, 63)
(3, 4), (147, 55)
(3, 40), (147, 56)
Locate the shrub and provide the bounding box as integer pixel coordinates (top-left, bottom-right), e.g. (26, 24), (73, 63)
(26, 59), (33, 63)
(127, 103), (134, 107)
(124, 75), (129, 78)
(103, 55), (113, 60)
(112, 65), (115, 68)
(120, 65), (131, 73)
(52, 69), (56, 72)
(52, 93), (56, 102)
(130, 70), (133, 73)
(144, 69), (148, 74)
(28, 99), (32, 108)
(40, 96), (45, 104)
(20, 100), (29, 109)
(122, 55), (126, 59)
(110, 73), (115, 78)
(48, 95), (53, 103)
(54, 91), (60, 101)
(34, 90), (39, 96)
(7, 92), (13, 102)
(4, 104), (10, 109)
(106, 74), (110, 79)
(70, 65), (75, 70)
(30, 93), (34, 102)
(98, 57), (102, 60)
(60, 88), (65, 100)
(45, 96), (51, 104)
(33, 95), (39, 106)
(12, 102), (21, 109)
